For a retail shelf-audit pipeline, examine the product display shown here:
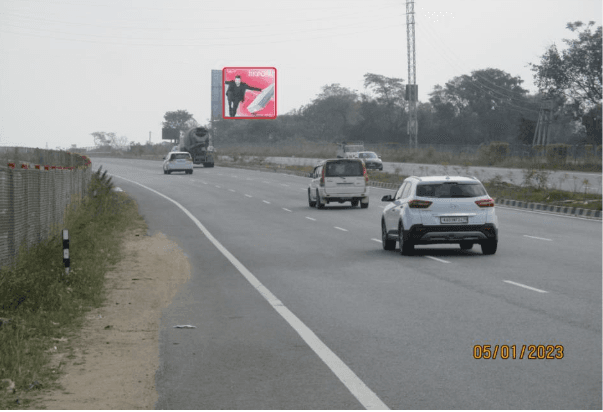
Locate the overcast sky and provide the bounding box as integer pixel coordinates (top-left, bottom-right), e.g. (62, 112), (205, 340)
(0, 0), (601, 150)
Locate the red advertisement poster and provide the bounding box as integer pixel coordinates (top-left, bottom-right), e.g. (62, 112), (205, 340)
(223, 67), (276, 119)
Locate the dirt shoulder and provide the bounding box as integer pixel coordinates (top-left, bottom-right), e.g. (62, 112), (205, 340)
(36, 227), (191, 409)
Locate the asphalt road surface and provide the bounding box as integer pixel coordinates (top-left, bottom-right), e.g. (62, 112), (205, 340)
(91, 157), (602, 409)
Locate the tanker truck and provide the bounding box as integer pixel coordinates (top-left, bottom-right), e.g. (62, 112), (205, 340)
(177, 126), (215, 167)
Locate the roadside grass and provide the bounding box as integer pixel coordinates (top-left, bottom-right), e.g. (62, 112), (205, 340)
(219, 157), (602, 211)
(215, 142), (602, 173)
(0, 167), (145, 408)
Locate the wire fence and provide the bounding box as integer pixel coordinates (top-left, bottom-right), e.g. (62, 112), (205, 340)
(0, 152), (92, 270)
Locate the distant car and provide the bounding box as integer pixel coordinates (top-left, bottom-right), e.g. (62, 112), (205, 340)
(163, 152), (193, 174)
(308, 158), (370, 209)
(357, 151), (383, 171)
(381, 175), (498, 255)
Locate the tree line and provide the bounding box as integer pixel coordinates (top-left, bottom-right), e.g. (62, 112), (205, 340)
(213, 21), (600, 148)
(98, 21), (598, 151)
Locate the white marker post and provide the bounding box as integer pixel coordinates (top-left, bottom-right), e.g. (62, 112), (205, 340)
(62, 229), (70, 275)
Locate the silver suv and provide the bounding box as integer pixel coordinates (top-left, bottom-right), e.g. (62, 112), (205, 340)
(163, 152), (194, 174)
(308, 158), (369, 209)
(381, 176), (498, 255)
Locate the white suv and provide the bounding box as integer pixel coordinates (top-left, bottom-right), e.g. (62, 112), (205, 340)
(163, 152), (193, 174)
(381, 176), (498, 255)
(308, 158), (370, 209)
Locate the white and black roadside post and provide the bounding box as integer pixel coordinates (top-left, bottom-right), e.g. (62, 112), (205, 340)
(63, 229), (70, 275)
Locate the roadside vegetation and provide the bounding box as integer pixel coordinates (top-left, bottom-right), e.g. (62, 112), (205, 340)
(0, 167), (146, 408)
(215, 141), (602, 173)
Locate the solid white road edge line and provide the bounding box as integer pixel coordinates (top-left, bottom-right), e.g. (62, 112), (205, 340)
(503, 280), (548, 293)
(111, 174), (389, 410)
(523, 235), (553, 241)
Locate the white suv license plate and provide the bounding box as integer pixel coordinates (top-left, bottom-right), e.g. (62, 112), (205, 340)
(440, 216), (468, 224)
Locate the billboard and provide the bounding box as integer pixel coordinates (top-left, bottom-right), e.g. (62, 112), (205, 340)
(222, 67), (276, 119)
(161, 128), (179, 141)
(211, 70), (222, 120)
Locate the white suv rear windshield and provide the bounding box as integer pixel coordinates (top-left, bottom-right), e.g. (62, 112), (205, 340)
(170, 153), (191, 160)
(416, 182), (487, 198)
(325, 160), (364, 177)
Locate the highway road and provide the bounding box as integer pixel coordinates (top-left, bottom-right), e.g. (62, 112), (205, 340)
(92, 157), (601, 409)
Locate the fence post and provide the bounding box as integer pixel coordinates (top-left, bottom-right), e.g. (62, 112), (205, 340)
(8, 169), (15, 265)
(62, 229), (69, 275)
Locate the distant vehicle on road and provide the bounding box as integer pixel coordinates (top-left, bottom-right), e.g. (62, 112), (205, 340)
(308, 158), (370, 209)
(163, 152), (194, 175)
(336, 142), (365, 159)
(357, 151), (383, 171)
(381, 175), (498, 255)
(170, 126), (215, 167)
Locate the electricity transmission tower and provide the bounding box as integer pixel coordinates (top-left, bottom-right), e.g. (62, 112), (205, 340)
(406, 0), (418, 148)
(532, 99), (553, 146)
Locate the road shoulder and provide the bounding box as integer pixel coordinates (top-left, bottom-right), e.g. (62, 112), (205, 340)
(37, 227), (191, 409)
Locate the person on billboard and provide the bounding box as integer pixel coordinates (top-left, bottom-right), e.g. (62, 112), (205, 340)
(224, 75), (262, 117)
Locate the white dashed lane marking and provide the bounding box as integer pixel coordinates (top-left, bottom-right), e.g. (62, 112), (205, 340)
(245, 194), (253, 198)
(283, 208), (292, 212)
(371, 238), (382, 243)
(504, 280), (548, 293)
(334, 227), (348, 232)
(229, 189), (236, 192)
(523, 235), (553, 241)
(263, 200), (271, 204)
(425, 256), (450, 264)
(306, 217), (316, 221)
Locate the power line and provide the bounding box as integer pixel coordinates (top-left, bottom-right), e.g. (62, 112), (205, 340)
(0, 20), (405, 48)
(0, 3), (402, 33)
(417, 21), (540, 115)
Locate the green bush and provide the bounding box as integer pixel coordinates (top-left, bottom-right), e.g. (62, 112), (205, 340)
(478, 141), (509, 165)
(546, 143), (570, 167)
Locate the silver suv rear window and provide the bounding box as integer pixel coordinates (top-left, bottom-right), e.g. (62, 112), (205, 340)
(325, 160), (363, 177)
(416, 182), (487, 198)
(171, 153), (191, 160)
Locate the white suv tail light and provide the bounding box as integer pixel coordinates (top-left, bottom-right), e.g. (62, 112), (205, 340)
(408, 199), (432, 209)
(475, 198), (495, 208)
